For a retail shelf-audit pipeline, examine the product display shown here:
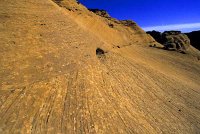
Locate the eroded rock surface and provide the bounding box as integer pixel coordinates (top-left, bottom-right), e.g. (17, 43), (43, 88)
(0, 0), (200, 133)
(163, 31), (190, 51)
(89, 9), (111, 18)
(147, 31), (192, 52)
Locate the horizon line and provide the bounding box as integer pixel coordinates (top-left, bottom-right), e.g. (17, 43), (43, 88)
(143, 23), (200, 32)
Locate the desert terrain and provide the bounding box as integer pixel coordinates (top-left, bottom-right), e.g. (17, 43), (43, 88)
(0, 0), (200, 133)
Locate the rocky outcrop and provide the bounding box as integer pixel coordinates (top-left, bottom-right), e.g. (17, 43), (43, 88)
(162, 31), (190, 51)
(119, 20), (137, 27)
(185, 30), (200, 51)
(147, 31), (190, 52)
(88, 9), (140, 30)
(89, 9), (111, 18)
(88, 9), (137, 27)
(163, 31), (182, 35)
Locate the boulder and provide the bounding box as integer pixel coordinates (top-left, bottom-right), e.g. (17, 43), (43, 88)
(147, 30), (190, 51)
(163, 31), (190, 51)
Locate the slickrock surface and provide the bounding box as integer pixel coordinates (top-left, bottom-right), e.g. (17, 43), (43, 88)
(0, 0), (200, 133)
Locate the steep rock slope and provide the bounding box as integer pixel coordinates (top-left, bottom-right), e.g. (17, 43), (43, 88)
(53, 0), (157, 49)
(0, 0), (200, 133)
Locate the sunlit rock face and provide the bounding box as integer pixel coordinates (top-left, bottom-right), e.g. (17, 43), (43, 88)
(0, 0), (200, 133)
(89, 9), (111, 18)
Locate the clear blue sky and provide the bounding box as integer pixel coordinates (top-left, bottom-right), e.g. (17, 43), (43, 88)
(79, 0), (200, 32)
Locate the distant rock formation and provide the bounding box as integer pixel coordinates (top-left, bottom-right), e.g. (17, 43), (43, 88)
(147, 31), (190, 52)
(185, 31), (200, 51)
(162, 31), (190, 51)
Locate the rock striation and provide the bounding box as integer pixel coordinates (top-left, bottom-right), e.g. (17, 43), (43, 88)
(0, 0), (200, 133)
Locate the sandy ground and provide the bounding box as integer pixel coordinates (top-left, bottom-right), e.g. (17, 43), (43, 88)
(0, 0), (200, 133)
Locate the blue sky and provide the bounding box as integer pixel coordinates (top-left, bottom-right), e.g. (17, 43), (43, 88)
(79, 0), (200, 32)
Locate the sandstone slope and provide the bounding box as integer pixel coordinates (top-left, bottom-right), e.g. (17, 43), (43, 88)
(0, 0), (200, 133)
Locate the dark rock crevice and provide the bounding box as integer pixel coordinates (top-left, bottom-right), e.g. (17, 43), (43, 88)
(185, 31), (200, 51)
(96, 48), (105, 56)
